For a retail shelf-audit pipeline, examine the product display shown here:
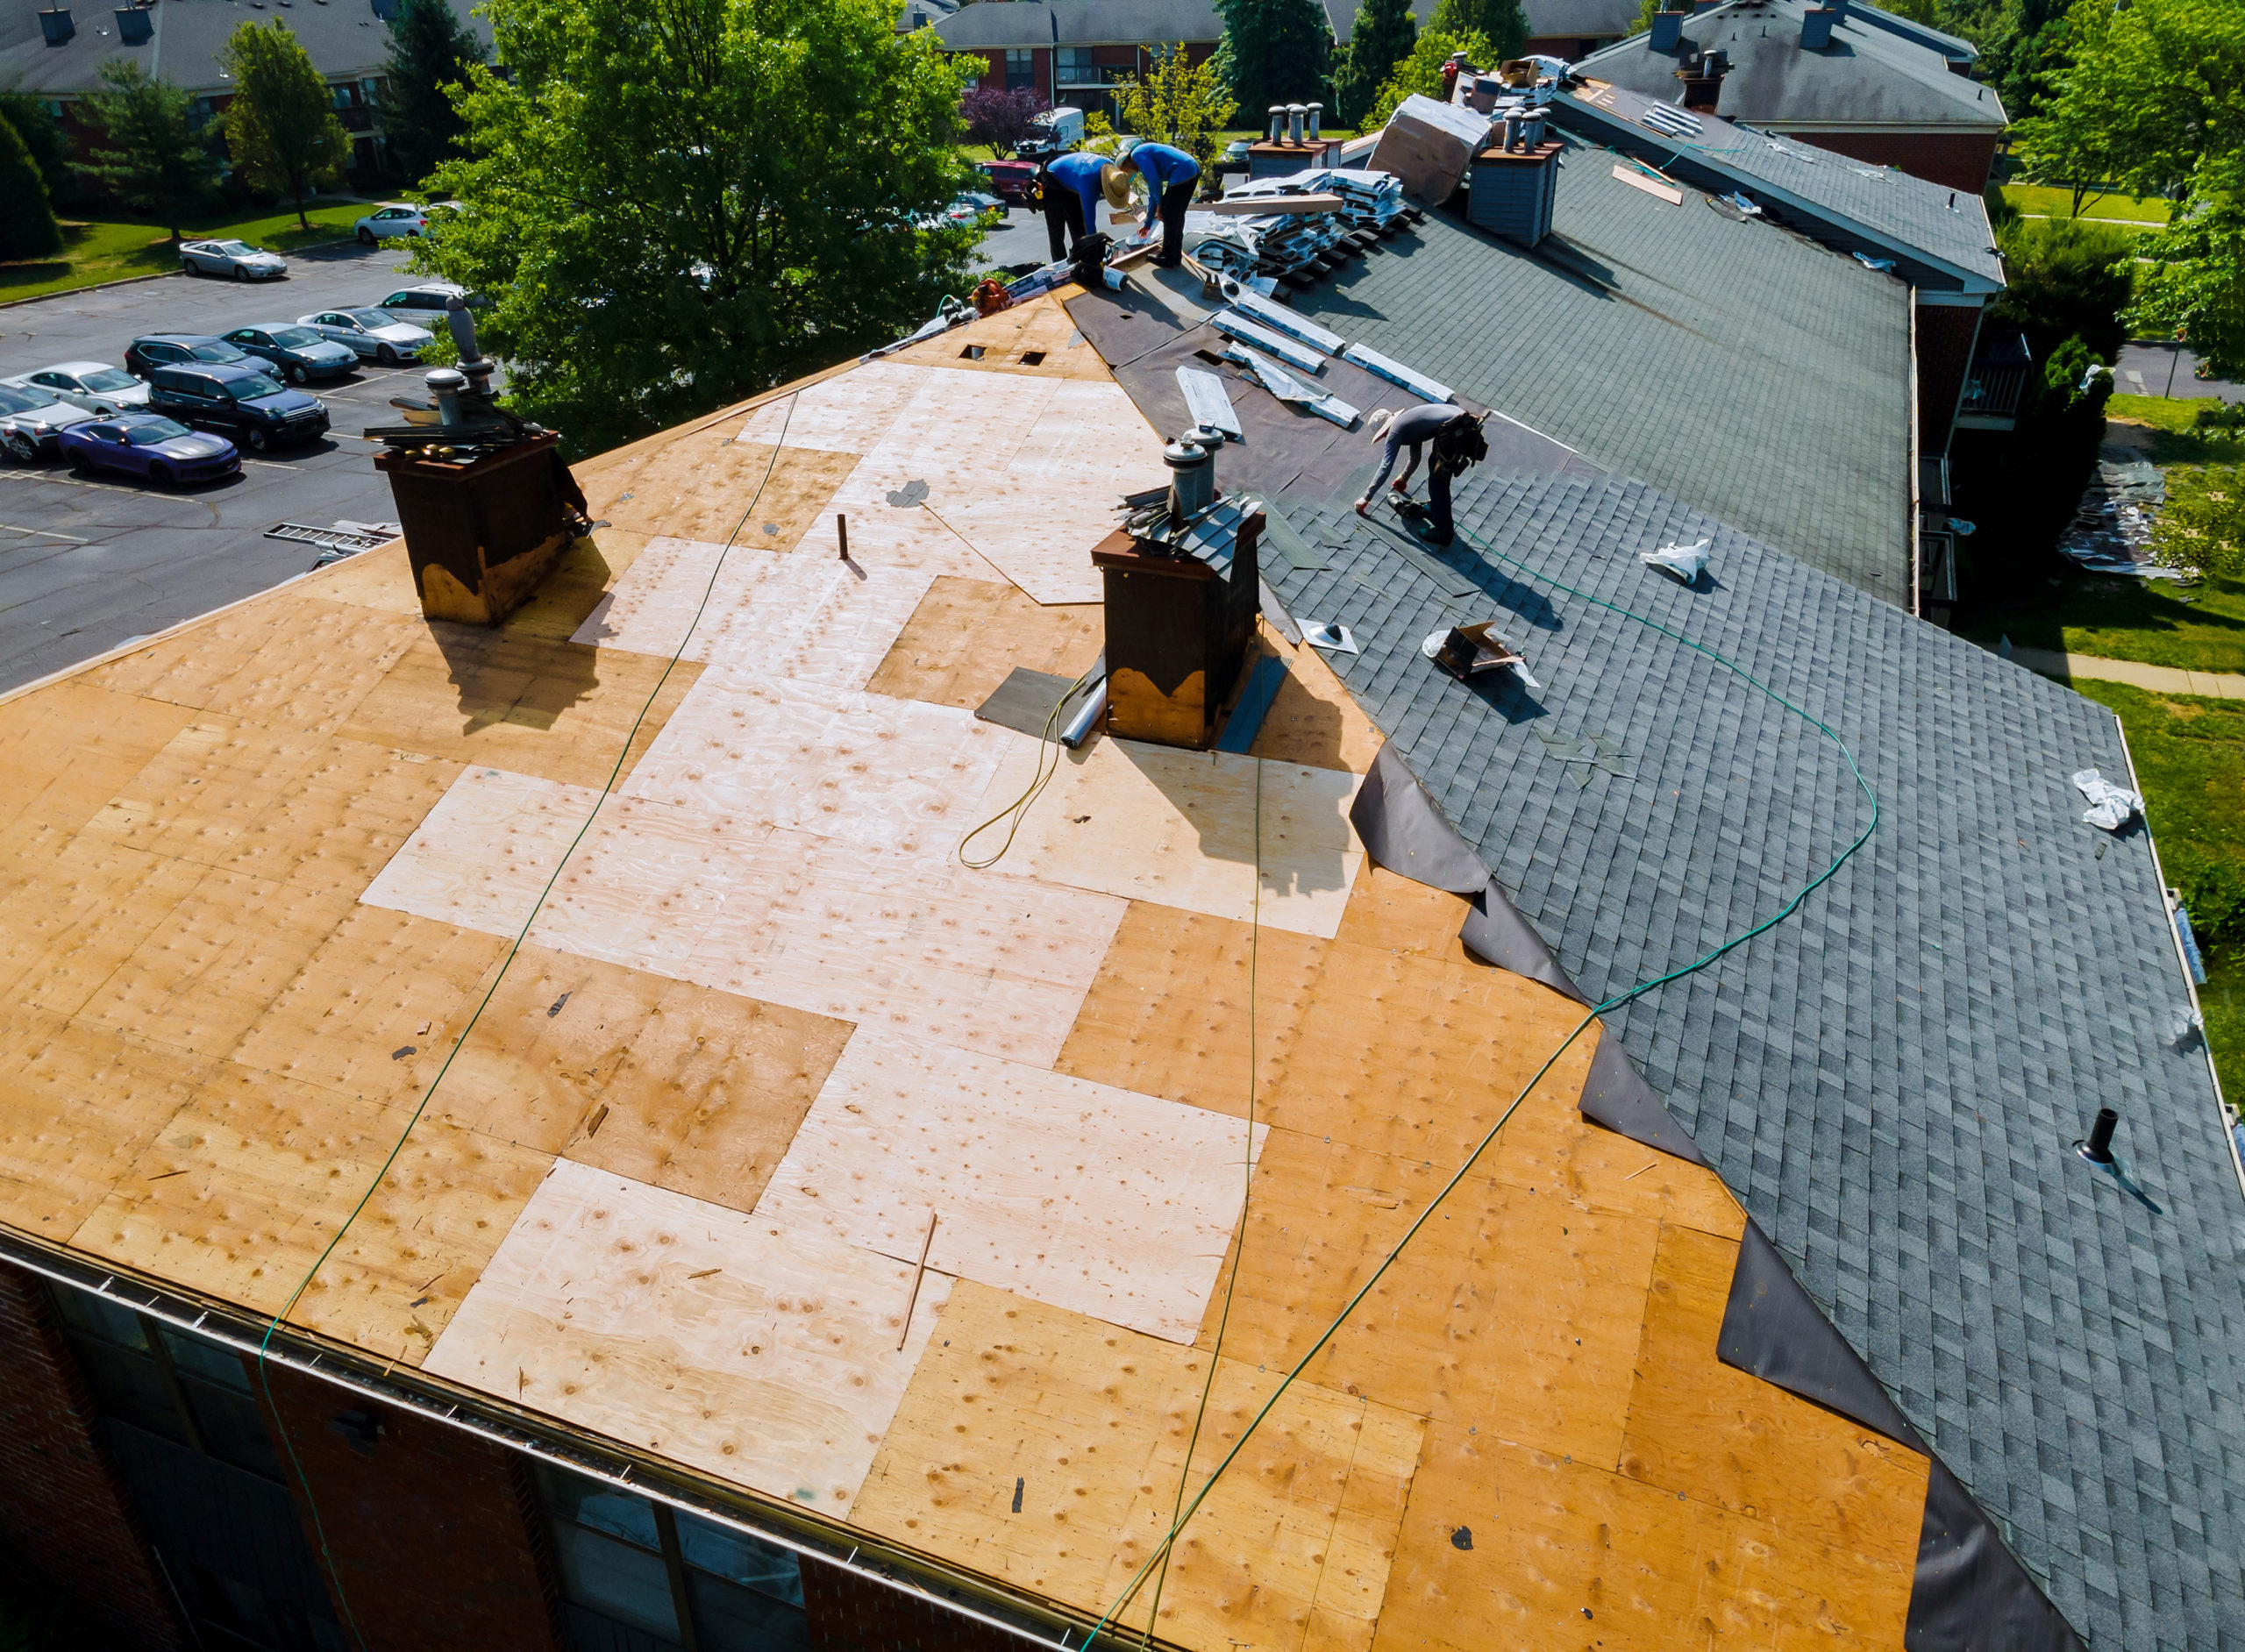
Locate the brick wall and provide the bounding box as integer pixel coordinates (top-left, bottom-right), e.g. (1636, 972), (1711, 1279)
(801, 1555), (1026, 1650)
(1783, 127), (2000, 195)
(1915, 300), (1985, 453)
(253, 1370), (566, 1652)
(0, 1263), (186, 1650)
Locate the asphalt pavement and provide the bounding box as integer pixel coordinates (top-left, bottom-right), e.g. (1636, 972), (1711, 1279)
(0, 240), (423, 692)
(2113, 340), (2244, 404)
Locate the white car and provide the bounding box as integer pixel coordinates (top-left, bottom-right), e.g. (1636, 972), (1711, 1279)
(0, 381), (96, 461)
(179, 239), (289, 281)
(296, 308), (435, 366)
(2, 362), (153, 417)
(352, 202), (464, 244)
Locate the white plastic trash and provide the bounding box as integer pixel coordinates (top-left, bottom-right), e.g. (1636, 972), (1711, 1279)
(1641, 538), (1709, 583)
(2071, 767), (2143, 831)
(1301, 622), (1360, 654)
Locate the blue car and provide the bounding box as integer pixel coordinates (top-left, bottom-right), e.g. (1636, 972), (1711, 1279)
(58, 415), (239, 488)
(220, 323), (358, 384)
(146, 362), (331, 451)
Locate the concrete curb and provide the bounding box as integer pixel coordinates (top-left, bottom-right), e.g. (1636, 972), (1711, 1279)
(0, 237), (364, 312)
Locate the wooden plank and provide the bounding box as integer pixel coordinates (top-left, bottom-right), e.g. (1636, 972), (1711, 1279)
(852, 1281), (1424, 1651)
(621, 666), (1028, 858)
(74, 1062), (552, 1364)
(1192, 1126), (1659, 1465)
(1251, 631), (1386, 774)
(863, 575), (1104, 711)
(429, 943), (851, 1216)
(1374, 1421), (1920, 1652)
(1616, 1224), (1928, 1550)
(426, 1159), (951, 1517)
(0, 680), (196, 841)
(359, 765), (606, 941)
(338, 624), (703, 792)
(972, 737), (1363, 940)
(756, 1030), (1263, 1342)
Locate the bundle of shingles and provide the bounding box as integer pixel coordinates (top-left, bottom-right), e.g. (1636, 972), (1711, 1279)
(1185, 168), (1420, 288)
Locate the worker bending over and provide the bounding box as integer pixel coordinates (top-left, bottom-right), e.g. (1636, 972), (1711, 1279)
(1122, 141), (1201, 268)
(1040, 151), (1108, 262)
(1355, 402), (1490, 546)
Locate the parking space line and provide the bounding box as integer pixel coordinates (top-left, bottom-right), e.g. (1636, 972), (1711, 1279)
(0, 523), (89, 542)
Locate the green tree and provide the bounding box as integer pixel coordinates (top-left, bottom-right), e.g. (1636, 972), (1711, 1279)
(77, 61), (224, 240)
(0, 88), (75, 203)
(1429, 0), (1525, 62)
(0, 110), (63, 260)
(1332, 0), (1415, 128)
(1988, 216), (2134, 363)
(1212, 0), (1331, 124)
(382, 0), (487, 185)
(410, 0), (981, 454)
(1364, 27), (1493, 131)
(2131, 194), (2245, 382)
(1112, 45), (1237, 167)
(222, 20), (353, 230)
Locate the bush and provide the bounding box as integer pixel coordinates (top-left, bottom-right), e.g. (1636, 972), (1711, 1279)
(2193, 400), (2245, 432)
(2151, 463), (2245, 578)
(2171, 846), (2245, 950)
(2039, 333), (2114, 420)
(1991, 217), (2135, 365)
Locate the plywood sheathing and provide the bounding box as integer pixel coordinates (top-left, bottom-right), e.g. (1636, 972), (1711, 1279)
(574, 424), (862, 548)
(0, 679), (195, 844)
(301, 527), (664, 649)
(863, 575), (1103, 711)
(852, 1281), (1425, 1652)
(622, 667), (1026, 858)
(972, 738), (1364, 940)
(1330, 859), (1473, 965)
(887, 292), (1114, 381)
(426, 1159), (951, 1519)
(1251, 632), (1386, 775)
(757, 1031), (1265, 1343)
(361, 767), (1127, 1067)
(428, 943), (851, 1215)
(732, 359), (932, 457)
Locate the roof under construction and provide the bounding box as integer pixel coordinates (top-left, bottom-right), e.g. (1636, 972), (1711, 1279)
(0, 235), (2235, 1652)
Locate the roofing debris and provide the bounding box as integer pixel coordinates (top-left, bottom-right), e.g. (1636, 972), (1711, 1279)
(2058, 455), (2189, 580)
(2071, 766), (2144, 832)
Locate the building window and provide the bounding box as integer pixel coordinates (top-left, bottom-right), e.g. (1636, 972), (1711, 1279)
(1003, 47), (1037, 90)
(533, 1463), (810, 1652)
(49, 1285), (283, 1481)
(1057, 46), (1097, 85)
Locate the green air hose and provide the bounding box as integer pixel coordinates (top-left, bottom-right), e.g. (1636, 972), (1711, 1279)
(1076, 514), (1880, 1648)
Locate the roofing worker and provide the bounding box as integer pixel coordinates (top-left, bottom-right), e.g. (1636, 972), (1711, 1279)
(1355, 402), (1490, 546)
(1119, 139), (1201, 268)
(1041, 150), (1108, 262)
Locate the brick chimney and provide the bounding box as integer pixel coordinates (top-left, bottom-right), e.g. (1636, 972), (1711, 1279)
(1800, 6), (1838, 47)
(1676, 47), (1726, 110)
(1649, 5), (1686, 48)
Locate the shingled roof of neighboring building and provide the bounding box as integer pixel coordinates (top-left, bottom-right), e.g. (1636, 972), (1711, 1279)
(1279, 137), (1915, 602)
(1574, 0), (2007, 130)
(933, 0), (1223, 50)
(1316, 0), (1640, 42)
(0, 0), (488, 96)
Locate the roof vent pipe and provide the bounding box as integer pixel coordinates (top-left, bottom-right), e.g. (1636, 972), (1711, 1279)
(1268, 104), (1285, 141)
(1800, 6), (1837, 48)
(1520, 104), (1548, 146)
(1307, 102), (1322, 139)
(1500, 106), (1526, 150)
(38, 6), (73, 42)
(1165, 436), (1215, 522)
(2078, 1107), (2119, 1164)
(1286, 103), (1306, 143)
(1649, 8), (1684, 49)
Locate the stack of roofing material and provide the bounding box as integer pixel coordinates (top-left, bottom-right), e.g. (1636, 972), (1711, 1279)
(1224, 167), (1415, 237)
(1181, 207), (1355, 286)
(1367, 93), (1497, 203)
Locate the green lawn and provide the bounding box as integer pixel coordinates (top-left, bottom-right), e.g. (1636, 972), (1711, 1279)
(2106, 393), (2245, 436)
(2000, 182), (2172, 224)
(2070, 680), (2245, 1101)
(0, 200), (371, 304)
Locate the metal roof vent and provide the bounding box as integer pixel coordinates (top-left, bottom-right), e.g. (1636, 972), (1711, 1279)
(2077, 1107), (2119, 1164)
(114, 6), (151, 42)
(1800, 5), (1838, 48)
(38, 6), (74, 43)
(1650, 5), (1685, 48)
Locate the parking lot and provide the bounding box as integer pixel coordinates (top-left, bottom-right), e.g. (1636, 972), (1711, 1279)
(0, 240), (434, 691)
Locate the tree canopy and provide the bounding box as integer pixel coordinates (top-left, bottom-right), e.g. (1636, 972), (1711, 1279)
(1112, 44), (1237, 165)
(1331, 0), (1415, 128)
(0, 108), (63, 260)
(222, 21), (353, 229)
(0, 89), (75, 205)
(381, 0), (487, 186)
(962, 75), (1049, 158)
(1363, 27), (1493, 131)
(1212, 0), (1331, 121)
(1429, 0), (1525, 62)
(408, 0), (982, 454)
(77, 61), (224, 240)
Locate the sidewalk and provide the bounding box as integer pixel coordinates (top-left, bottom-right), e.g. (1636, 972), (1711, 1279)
(2004, 644), (2245, 700)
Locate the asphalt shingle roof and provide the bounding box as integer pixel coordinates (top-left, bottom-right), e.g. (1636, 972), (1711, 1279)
(1283, 146), (1914, 600)
(1252, 461), (2245, 1651)
(1319, 0), (1639, 41)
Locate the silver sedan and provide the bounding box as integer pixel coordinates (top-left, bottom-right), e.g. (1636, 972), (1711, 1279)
(296, 308), (435, 367)
(0, 382), (96, 461)
(179, 239), (289, 281)
(1, 361), (153, 417)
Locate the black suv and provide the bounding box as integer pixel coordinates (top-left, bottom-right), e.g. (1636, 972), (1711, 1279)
(124, 334), (253, 380)
(146, 362), (331, 452)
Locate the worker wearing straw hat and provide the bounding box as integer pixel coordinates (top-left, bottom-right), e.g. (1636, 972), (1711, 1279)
(1041, 150), (1107, 262)
(1115, 139), (1201, 268)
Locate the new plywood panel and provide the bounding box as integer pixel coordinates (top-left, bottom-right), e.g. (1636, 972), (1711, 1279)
(863, 576), (1103, 711)
(887, 295), (1114, 381)
(852, 1282), (1423, 1652)
(974, 738), (1363, 939)
(758, 1032), (1262, 1342)
(428, 943), (851, 1215)
(1331, 859), (1472, 965)
(1618, 1224), (1928, 1549)
(339, 626), (702, 790)
(733, 360), (930, 456)
(1195, 1127), (1658, 1465)
(0, 836), (207, 1018)
(426, 1160), (949, 1515)
(360, 765), (604, 940)
(302, 538), (423, 617)
(503, 530), (661, 644)
(624, 667), (1026, 858)
(1251, 636), (1385, 775)
(1374, 1423), (1919, 1652)
(75, 1064), (552, 1363)
(580, 436), (859, 549)
(0, 680), (195, 841)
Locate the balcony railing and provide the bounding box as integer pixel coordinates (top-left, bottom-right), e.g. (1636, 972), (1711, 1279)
(1959, 331), (2032, 424)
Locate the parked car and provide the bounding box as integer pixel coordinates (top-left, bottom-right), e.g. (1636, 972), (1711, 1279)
(179, 239), (289, 281)
(295, 308), (434, 366)
(350, 202), (464, 244)
(0, 382), (96, 460)
(1, 361), (152, 417)
(374, 281), (490, 313)
(147, 361), (331, 452)
(979, 160), (1036, 203)
(218, 324), (358, 384)
(57, 414), (239, 488)
(124, 333), (254, 380)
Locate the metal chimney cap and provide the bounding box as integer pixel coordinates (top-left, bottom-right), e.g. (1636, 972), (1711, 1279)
(424, 367), (468, 392)
(1164, 438), (1213, 468)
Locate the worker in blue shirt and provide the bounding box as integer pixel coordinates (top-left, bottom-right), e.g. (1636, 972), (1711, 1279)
(1040, 150), (1108, 262)
(1123, 140), (1201, 267)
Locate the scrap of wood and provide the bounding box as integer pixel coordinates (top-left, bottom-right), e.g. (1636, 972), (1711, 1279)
(1613, 164), (1684, 204)
(897, 1211), (937, 1352)
(1209, 193), (1347, 216)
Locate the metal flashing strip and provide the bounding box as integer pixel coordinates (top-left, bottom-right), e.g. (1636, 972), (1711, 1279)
(1177, 367), (1244, 438)
(1215, 656), (1287, 753)
(1209, 310), (1329, 375)
(1339, 343), (1454, 404)
(1223, 288), (1348, 355)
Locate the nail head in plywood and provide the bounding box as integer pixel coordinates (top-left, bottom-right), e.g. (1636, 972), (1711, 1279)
(864, 575), (1104, 712)
(757, 1031), (1264, 1342)
(852, 1280), (1423, 1652)
(973, 737), (1364, 940)
(426, 1160), (951, 1518)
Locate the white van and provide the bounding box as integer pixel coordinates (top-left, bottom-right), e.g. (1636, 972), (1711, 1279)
(1033, 105), (1086, 150)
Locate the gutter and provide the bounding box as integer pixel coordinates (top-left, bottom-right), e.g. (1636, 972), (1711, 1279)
(1906, 291), (1921, 616)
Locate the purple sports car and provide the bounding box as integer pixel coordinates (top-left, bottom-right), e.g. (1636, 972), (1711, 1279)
(59, 415), (239, 488)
